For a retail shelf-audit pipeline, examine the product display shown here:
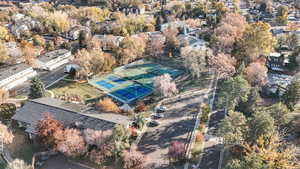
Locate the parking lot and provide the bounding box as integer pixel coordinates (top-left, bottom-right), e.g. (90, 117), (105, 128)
(138, 88), (211, 168)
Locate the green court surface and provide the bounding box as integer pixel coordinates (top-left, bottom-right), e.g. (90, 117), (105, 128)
(89, 60), (183, 103)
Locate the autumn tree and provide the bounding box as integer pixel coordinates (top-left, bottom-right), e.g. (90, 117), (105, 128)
(0, 89), (8, 104)
(167, 141), (185, 162)
(48, 11), (71, 33)
(83, 128), (112, 148)
(0, 122), (14, 145)
(154, 74), (178, 97)
(56, 128), (87, 157)
(21, 41), (37, 67)
(0, 26), (9, 41)
(276, 5), (288, 25)
(207, 53), (236, 79)
(115, 36), (146, 65)
(225, 134), (298, 169)
(97, 97), (120, 113)
(36, 112), (64, 147)
(0, 40), (9, 63)
(218, 111), (248, 146)
(74, 49), (115, 79)
(283, 80), (300, 111)
(28, 77), (46, 99)
(234, 22), (277, 65)
(122, 146), (149, 169)
(163, 26), (180, 56)
(245, 60), (268, 87)
(32, 35), (46, 47)
(6, 159), (32, 169)
(217, 75), (251, 112)
(146, 35), (165, 58)
(181, 46), (211, 79)
(214, 13), (247, 53)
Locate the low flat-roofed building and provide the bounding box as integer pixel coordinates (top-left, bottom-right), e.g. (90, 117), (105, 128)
(36, 49), (72, 71)
(0, 63), (37, 90)
(12, 97), (131, 138)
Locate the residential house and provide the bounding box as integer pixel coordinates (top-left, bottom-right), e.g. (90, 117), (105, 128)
(115, 5), (145, 15)
(0, 63), (37, 90)
(93, 35), (124, 51)
(177, 34), (207, 49)
(10, 14), (43, 39)
(12, 97), (131, 138)
(68, 25), (91, 40)
(263, 73), (293, 96)
(36, 49), (72, 71)
(266, 52), (288, 72)
(5, 41), (24, 64)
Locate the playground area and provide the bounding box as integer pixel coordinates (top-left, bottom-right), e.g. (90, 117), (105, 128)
(89, 59), (183, 103)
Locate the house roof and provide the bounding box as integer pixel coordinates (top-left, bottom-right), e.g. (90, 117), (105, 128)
(0, 63), (31, 82)
(38, 49), (71, 63)
(12, 97), (131, 134)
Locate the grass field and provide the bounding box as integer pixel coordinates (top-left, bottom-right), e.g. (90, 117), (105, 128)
(48, 80), (104, 101)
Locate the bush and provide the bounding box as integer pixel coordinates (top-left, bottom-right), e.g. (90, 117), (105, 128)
(167, 141), (186, 162)
(200, 104), (210, 123)
(197, 123), (206, 133)
(97, 97), (120, 113)
(196, 133), (205, 143)
(135, 101), (148, 112)
(33, 35), (46, 47)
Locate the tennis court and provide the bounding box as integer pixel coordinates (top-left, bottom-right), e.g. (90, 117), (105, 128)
(89, 60), (183, 103)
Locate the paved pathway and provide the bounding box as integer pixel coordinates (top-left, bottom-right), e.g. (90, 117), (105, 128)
(198, 110), (224, 169)
(138, 87), (211, 168)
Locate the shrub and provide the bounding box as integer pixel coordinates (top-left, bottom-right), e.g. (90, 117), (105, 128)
(135, 101), (148, 112)
(122, 146), (149, 169)
(196, 133), (205, 143)
(167, 141), (186, 162)
(197, 123), (206, 133)
(33, 35), (46, 47)
(97, 97), (120, 113)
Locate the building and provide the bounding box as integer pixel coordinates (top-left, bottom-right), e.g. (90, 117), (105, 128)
(36, 49), (73, 71)
(266, 52), (287, 72)
(93, 35), (124, 51)
(12, 97), (131, 138)
(0, 63), (37, 90)
(177, 34), (207, 49)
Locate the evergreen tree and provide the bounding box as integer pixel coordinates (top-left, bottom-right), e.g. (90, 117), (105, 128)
(283, 80), (300, 111)
(29, 77), (46, 99)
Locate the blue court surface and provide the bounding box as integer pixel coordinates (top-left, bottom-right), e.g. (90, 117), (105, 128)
(89, 60), (183, 103)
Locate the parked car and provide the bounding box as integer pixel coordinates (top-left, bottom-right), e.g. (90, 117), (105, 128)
(151, 113), (164, 118)
(148, 120), (160, 127)
(155, 106), (167, 113)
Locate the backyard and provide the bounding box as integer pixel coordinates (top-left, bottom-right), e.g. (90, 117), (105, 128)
(48, 79), (104, 101)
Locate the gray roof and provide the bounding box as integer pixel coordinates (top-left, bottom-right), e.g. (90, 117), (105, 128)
(38, 49), (70, 63)
(0, 63), (31, 81)
(12, 97), (131, 134)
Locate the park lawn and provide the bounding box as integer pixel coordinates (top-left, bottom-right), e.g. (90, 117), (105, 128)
(48, 80), (104, 101)
(176, 71), (213, 92)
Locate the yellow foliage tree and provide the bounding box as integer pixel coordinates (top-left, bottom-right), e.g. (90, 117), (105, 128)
(48, 11), (71, 33)
(97, 97), (120, 113)
(235, 22), (277, 65)
(0, 41), (9, 63)
(0, 26), (9, 41)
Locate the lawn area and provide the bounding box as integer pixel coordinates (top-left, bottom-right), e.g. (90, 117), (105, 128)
(48, 80), (104, 101)
(7, 129), (41, 164)
(176, 71), (213, 92)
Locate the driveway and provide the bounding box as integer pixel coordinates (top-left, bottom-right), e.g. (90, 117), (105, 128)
(138, 88), (211, 169)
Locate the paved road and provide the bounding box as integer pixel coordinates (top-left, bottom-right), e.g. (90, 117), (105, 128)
(138, 88), (211, 169)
